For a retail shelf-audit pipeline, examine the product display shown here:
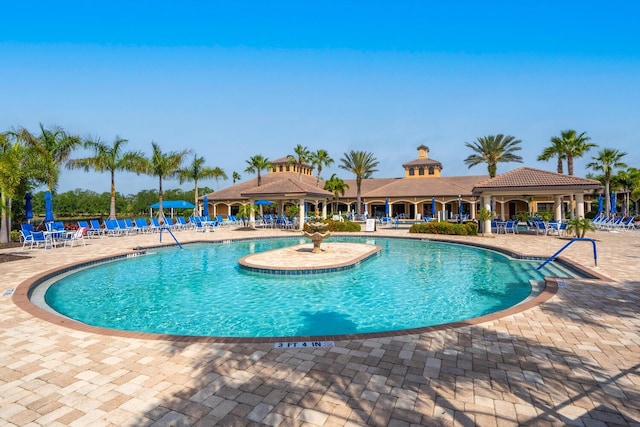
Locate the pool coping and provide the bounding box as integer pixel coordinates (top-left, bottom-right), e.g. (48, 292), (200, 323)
(12, 235), (610, 344)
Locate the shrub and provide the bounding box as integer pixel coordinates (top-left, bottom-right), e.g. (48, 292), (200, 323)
(304, 219), (361, 232)
(409, 221), (477, 236)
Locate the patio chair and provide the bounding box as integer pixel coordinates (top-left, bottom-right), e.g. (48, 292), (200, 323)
(62, 227), (87, 247)
(89, 219), (106, 238)
(20, 224), (35, 249)
(29, 230), (54, 250)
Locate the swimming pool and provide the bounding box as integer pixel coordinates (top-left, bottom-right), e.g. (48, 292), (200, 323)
(42, 237), (569, 338)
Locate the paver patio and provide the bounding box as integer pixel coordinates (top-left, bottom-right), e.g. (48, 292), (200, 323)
(1, 226), (639, 426)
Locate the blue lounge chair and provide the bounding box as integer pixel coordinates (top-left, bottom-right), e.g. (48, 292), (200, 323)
(89, 219), (105, 237)
(104, 219), (122, 237)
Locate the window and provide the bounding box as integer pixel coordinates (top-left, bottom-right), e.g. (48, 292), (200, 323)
(408, 168), (415, 176)
(418, 167), (424, 176)
(429, 167), (434, 175)
(279, 165), (283, 172)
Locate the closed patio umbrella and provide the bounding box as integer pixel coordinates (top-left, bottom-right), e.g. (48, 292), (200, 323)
(385, 198), (390, 216)
(431, 197), (436, 218)
(44, 191), (54, 223)
(610, 192), (616, 214)
(597, 194), (603, 214)
(203, 195), (209, 218)
(24, 193), (33, 223)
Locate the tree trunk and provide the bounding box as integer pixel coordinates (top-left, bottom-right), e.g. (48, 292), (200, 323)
(109, 170), (117, 220)
(0, 194), (10, 244)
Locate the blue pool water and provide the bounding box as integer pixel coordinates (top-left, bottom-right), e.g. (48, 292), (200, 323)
(44, 237), (565, 338)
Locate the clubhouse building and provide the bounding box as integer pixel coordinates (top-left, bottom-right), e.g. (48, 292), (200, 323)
(202, 145), (602, 230)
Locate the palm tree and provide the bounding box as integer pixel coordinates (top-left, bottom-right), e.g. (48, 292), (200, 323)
(178, 154), (223, 215)
(339, 150), (379, 215)
(309, 149), (334, 187)
(232, 171), (241, 185)
(14, 123), (82, 192)
(211, 166), (228, 190)
(67, 136), (145, 219)
(463, 134), (523, 178)
(245, 155), (272, 186)
(562, 130), (596, 176)
(537, 136), (567, 174)
(587, 148), (627, 215)
(323, 173), (349, 213)
(140, 142), (191, 221)
(613, 167), (640, 217)
(0, 132), (26, 243)
(287, 144), (311, 181)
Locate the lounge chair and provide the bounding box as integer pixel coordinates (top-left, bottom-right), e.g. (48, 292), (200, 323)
(89, 219), (106, 238)
(104, 219), (122, 237)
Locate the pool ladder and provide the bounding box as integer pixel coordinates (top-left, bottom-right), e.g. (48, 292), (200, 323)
(536, 238), (597, 270)
(159, 226), (183, 249)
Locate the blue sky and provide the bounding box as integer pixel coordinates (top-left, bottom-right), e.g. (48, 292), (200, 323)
(2, 1), (639, 194)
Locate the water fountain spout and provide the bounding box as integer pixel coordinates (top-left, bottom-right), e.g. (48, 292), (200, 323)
(303, 221), (331, 253)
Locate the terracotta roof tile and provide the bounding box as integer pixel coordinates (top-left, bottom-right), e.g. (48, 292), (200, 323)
(473, 167), (602, 190)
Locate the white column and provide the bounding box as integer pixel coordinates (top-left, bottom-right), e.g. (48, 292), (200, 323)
(322, 201), (327, 219)
(298, 198), (305, 230)
(483, 195), (492, 235)
(471, 200), (477, 220)
(576, 193), (585, 218)
(249, 200), (255, 227)
(554, 195), (563, 221)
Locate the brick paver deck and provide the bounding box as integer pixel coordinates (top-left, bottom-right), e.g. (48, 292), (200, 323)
(1, 226), (639, 426)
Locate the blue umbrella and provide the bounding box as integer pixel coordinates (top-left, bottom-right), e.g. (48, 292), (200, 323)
(24, 193), (33, 223)
(459, 199), (463, 216)
(254, 200), (273, 205)
(44, 191), (54, 223)
(202, 195), (209, 218)
(610, 192), (616, 214)
(431, 197), (436, 217)
(385, 198), (390, 216)
(597, 194), (603, 214)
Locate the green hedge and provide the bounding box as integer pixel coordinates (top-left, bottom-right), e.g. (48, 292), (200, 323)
(304, 219), (361, 232)
(409, 221), (478, 235)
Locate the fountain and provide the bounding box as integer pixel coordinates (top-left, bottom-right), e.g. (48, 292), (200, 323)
(303, 221), (332, 253)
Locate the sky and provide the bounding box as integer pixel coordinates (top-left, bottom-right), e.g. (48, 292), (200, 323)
(2, 1), (639, 195)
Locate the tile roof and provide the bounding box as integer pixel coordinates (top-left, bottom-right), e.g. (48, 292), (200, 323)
(473, 167), (602, 191)
(204, 172), (330, 201)
(241, 177), (333, 198)
(358, 175), (488, 198)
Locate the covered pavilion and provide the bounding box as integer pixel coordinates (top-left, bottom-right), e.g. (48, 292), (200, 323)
(201, 146), (603, 234)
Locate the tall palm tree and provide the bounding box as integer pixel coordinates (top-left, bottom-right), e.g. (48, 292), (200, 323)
(67, 136), (145, 219)
(339, 150), (379, 215)
(587, 148), (627, 215)
(245, 154), (272, 186)
(232, 171), (241, 185)
(140, 142), (190, 220)
(211, 166), (228, 190)
(178, 154), (223, 215)
(0, 132), (26, 243)
(559, 130), (596, 175)
(323, 173), (349, 213)
(309, 149), (334, 187)
(287, 144), (311, 181)
(537, 136), (567, 174)
(14, 123), (82, 192)
(565, 131), (596, 176)
(464, 134), (523, 178)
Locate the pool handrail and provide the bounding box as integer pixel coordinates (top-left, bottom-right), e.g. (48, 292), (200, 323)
(536, 237), (597, 270)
